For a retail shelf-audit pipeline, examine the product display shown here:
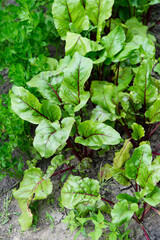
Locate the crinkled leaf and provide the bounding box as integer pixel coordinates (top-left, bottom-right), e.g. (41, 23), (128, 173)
(10, 86), (61, 124)
(86, 0), (114, 42)
(120, 92), (142, 115)
(75, 120), (122, 149)
(65, 32), (104, 56)
(33, 117), (75, 158)
(144, 187), (160, 207)
(114, 35), (142, 63)
(52, 0), (89, 38)
(111, 200), (138, 226)
(91, 105), (119, 122)
(113, 139), (133, 169)
(27, 56), (71, 104)
(91, 81), (116, 114)
(61, 175), (101, 210)
(111, 168), (130, 186)
(125, 144), (152, 180)
(13, 168), (53, 231)
(130, 60), (158, 104)
(41, 100), (61, 122)
(131, 123), (145, 141)
(60, 52), (93, 112)
(145, 99), (160, 123)
(101, 26), (125, 59)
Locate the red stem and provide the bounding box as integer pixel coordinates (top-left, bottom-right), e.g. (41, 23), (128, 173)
(51, 166), (75, 177)
(151, 206), (160, 215)
(101, 197), (115, 205)
(116, 62), (120, 86)
(140, 203), (148, 222)
(144, 206), (151, 217)
(148, 122), (160, 139)
(141, 224), (150, 240)
(132, 216), (150, 240)
(152, 152), (160, 155)
(146, 6), (153, 26)
(66, 139), (81, 161)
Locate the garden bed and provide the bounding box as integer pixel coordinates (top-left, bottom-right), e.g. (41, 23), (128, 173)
(0, 2), (160, 240)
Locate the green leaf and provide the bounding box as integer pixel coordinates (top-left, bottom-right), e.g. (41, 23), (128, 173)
(137, 156), (160, 197)
(117, 194), (138, 203)
(149, 0), (160, 5)
(52, 0), (89, 38)
(125, 144), (152, 180)
(10, 86), (61, 124)
(41, 100), (61, 122)
(91, 81), (116, 114)
(60, 52), (93, 112)
(145, 99), (160, 123)
(130, 60), (158, 104)
(131, 123), (145, 141)
(101, 26), (125, 59)
(75, 120), (122, 149)
(144, 187), (160, 206)
(91, 105), (119, 122)
(114, 35), (142, 63)
(61, 175), (101, 210)
(33, 117), (75, 158)
(125, 17), (148, 41)
(111, 168), (130, 186)
(45, 155), (69, 178)
(65, 32), (104, 56)
(98, 163), (113, 182)
(113, 139), (133, 169)
(86, 0), (114, 42)
(154, 63), (160, 75)
(116, 67), (134, 92)
(27, 56), (71, 104)
(13, 168), (53, 231)
(111, 200), (138, 226)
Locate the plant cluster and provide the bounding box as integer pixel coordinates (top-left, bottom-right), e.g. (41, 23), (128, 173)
(1, 0), (160, 239)
(0, 0), (61, 180)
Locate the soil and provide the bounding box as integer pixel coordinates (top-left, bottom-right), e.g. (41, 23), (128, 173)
(0, 3), (160, 240)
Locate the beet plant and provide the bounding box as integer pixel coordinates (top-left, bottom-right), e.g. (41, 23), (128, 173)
(9, 0), (160, 239)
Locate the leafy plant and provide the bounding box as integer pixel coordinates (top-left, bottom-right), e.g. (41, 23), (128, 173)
(0, 0), (61, 180)
(4, 0), (160, 239)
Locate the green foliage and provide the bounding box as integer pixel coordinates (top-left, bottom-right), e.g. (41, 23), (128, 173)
(111, 200), (138, 226)
(131, 123), (145, 141)
(52, 0), (89, 39)
(33, 118), (74, 158)
(59, 52), (93, 111)
(75, 120), (122, 149)
(61, 175), (101, 212)
(0, 94), (34, 180)
(0, 0), (60, 83)
(2, 0), (160, 238)
(13, 167), (53, 231)
(86, 0), (114, 42)
(113, 139), (133, 169)
(101, 26), (126, 60)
